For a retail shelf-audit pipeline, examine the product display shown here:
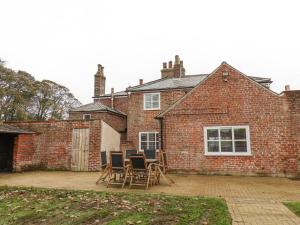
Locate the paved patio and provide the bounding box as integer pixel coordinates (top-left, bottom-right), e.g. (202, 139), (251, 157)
(0, 171), (299, 225)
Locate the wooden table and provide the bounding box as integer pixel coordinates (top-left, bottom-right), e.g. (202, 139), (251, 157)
(96, 158), (174, 186)
(124, 158), (158, 163)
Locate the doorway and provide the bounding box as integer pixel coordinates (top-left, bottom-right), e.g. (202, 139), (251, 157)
(0, 133), (16, 172)
(71, 128), (90, 171)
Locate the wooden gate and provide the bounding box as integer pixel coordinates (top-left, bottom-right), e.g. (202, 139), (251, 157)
(71, 128), (90, 171)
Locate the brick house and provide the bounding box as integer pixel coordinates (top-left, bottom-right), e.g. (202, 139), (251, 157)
(69, 55), (300, 177)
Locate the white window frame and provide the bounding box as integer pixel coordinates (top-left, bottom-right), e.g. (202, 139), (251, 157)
(204, 125), (251, 156)
(139, 132), (160, 151)
(83, 114), (91, 120)
(143, 93), (160, 110)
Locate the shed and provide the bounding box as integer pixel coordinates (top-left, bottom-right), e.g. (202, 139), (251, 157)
(0, 124), (34, 172)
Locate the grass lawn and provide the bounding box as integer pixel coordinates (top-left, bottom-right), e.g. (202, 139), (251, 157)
(0, 186), (231, 225)
(284, 201), (300, 217)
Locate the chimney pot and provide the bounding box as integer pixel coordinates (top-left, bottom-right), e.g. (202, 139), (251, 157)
(139, 79), (143, 85)
(175, 55), (180, 65)
(285, 85), (290, 91)
(163, 62), (167, 69)
(168, 61), (173, 68)
(111, 88), (114, 94)
(97, 64), (102, 72)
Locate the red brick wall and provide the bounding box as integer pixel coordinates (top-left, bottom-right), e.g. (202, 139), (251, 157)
(7, 120), (102, 171)
(13, 134), (35, 171)
(94, 96), (128, 114)
(127, 90), (187, 149)
(68, 112), (126, 132)
(283, 90), (300, 175)
(162, 63), (300, 177)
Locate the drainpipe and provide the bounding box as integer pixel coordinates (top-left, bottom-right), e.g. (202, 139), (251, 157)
(158, 118), (164, 150)
(111, 88), (114, 109)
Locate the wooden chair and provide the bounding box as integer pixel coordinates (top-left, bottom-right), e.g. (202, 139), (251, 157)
(157, 150), (175, 184)
(96, 151), (108, 184)
(124, 149), (138, 159)
(123, 154), (157, 189)
(159, 150), (168, 174)
(107, 151), (126, 187)
(143, 148), (157, 160)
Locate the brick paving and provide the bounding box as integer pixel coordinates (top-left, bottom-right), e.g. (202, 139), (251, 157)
(0, 172), (299, 224)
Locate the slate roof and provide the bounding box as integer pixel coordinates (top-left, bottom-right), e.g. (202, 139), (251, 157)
(0, 124), (34, 134)
(127, 74), (272, 92)
(127, 74), (208, 92)
(69, 102), (126, 116)
(94, 73), (272, 98)
(99, 91), (127, 97)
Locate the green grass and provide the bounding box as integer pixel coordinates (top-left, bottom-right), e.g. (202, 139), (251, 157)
(0, 186), (231, 225)
(284, 201), (300, 217)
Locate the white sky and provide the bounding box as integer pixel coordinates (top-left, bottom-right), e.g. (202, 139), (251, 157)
(1, 0), (300, 104)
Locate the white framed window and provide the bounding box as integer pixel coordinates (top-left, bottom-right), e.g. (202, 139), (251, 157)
(204, 126), (251, 156)
(83, 114), (91, 120)
(139, 132), (160, 151)
(143, 93), (160, 110)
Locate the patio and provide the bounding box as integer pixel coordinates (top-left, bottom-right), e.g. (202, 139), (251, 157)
(0, 171), (299, 224)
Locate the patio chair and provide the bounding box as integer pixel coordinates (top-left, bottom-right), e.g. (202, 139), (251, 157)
(125, 149), (138, 159)
(107, 151), (126, 187)
(123, 154), (158, 189)
(157, 150), (175, 184)
(143, 148), (157, 160)
(159, 150), (168, 174)
(96, 151), (108, 184)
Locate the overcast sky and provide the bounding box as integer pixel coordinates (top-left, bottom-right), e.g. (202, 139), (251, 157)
(1, 0), (299, 104)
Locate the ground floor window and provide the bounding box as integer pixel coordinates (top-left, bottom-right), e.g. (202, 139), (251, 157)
(139, 132), (159, 150)
(204, 126), (251, 156)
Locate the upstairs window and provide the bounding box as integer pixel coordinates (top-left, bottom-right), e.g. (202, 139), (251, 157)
(144, 93), (160, 110)
(204, 126), (251, 156)
(139, 132), (160, 150)
(83, 114), (91, 120)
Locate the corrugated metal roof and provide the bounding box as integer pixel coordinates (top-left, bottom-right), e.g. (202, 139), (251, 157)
(0, 124), (34, 134)
(69, 102), (126, 116)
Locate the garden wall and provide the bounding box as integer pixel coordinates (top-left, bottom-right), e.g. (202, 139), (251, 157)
(6, 120), (102, 172)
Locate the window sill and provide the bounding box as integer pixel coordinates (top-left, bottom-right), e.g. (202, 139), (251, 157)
(143, 108), (161, 111)
(204, 153), (252, 157)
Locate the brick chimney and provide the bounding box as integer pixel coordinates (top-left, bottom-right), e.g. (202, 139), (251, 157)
(139, 79), (143, 85)
(161, 55), (185, 78)
(94, 64), (106, 97)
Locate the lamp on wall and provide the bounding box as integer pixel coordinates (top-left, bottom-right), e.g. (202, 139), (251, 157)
(222, 71), (229, 82)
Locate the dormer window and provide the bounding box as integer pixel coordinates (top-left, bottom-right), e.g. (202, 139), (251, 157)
(144, 93), (160, 110)
(83, 114), (91, 120)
